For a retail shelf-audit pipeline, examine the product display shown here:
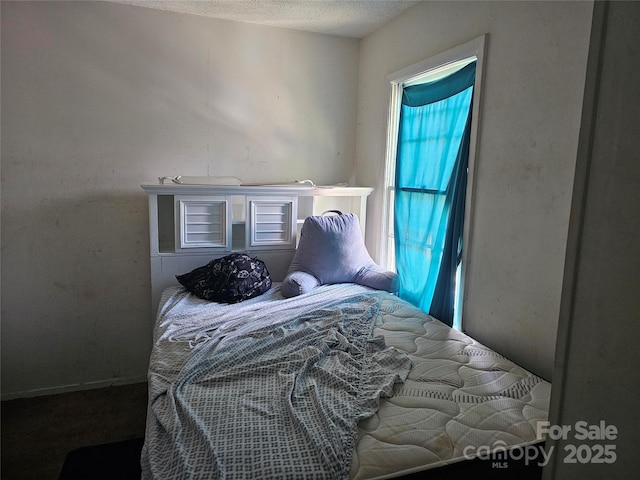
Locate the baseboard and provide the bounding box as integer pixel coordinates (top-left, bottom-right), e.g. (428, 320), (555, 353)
(0, 374), (148, 401)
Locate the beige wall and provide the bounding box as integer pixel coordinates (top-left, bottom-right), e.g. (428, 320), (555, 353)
(1, 1), (359, 397)
(1, 0), (597, 397)
(355, 1), (593, 379)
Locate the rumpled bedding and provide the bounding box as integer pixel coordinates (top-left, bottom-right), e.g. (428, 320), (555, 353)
(142, 284), (411, 480)
(142, 283), (551, 480)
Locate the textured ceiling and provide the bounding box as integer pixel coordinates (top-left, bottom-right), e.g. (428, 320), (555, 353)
(108, 0), (420, 38)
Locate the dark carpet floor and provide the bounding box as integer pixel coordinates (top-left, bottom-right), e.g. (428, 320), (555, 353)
(1, 383), (148, 480)
(58, 437), (144, 480)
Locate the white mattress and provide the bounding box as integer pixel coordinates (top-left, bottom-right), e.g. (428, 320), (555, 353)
(351, 292), (550, 478)
(143, 283), (550, 479)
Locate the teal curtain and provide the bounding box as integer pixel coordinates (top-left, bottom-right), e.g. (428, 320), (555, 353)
(394, 62), (475, 325)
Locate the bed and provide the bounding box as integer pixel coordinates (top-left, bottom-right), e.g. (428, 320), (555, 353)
(141, 282), (550, 479)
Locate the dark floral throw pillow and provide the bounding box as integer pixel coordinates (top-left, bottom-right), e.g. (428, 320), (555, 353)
(176, 253), (272, 303)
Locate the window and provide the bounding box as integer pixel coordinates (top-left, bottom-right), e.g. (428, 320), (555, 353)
(381, 36), (486, 330)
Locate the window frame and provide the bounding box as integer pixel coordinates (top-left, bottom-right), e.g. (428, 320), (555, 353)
(380, 35), (487, 330)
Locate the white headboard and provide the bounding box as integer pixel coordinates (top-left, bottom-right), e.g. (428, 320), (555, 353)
(141, 183), (372, 320)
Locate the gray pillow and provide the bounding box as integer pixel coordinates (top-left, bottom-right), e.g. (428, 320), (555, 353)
(281, 212), (398, 297)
